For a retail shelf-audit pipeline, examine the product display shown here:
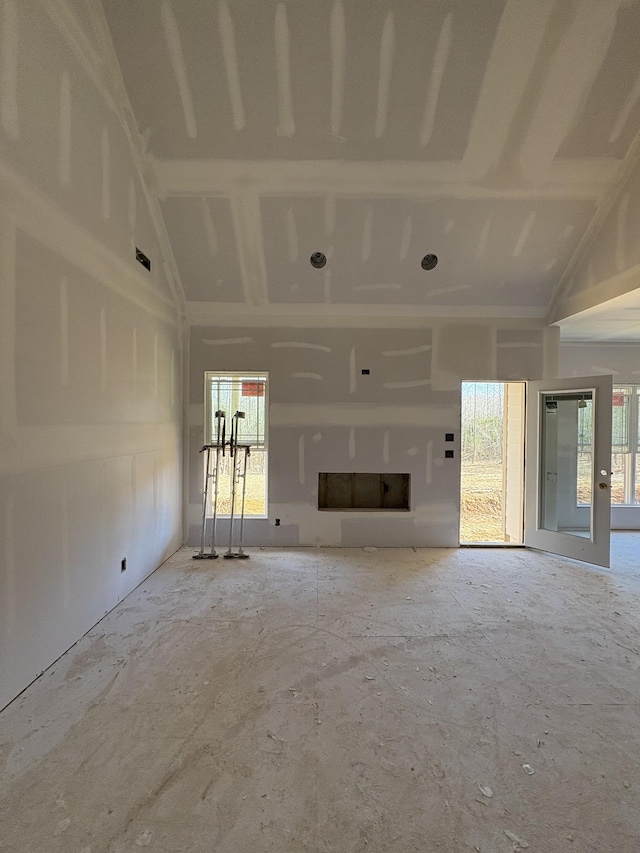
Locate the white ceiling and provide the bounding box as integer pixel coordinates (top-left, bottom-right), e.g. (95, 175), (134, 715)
(101, 0), (640, 335)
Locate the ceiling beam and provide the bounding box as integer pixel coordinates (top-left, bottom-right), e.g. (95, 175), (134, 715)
(186, 301), (546, 327)
(154, 157), (617, 201)
(549, 261), (640, 325)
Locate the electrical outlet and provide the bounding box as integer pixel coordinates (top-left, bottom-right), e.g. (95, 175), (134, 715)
(121, 558), (127, 573)
(275, 518), (281, 526)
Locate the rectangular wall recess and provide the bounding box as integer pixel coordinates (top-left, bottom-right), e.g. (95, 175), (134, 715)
(318, 473), (410, 511)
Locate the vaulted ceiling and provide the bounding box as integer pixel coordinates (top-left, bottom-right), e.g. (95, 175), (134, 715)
(102, 0), (640, 330)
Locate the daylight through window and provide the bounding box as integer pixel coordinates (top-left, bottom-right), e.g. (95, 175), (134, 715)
(204, 372), (268, 517)
(579, 385), (640, 506)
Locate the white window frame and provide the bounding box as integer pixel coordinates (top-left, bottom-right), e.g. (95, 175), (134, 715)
(203, 371), (269, 518)
(579, 384), (640, 507)
(611, 385), (639, 505)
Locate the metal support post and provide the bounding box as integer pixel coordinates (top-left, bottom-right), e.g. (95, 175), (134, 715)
(224, 411), (250, 559)
(193, 410), (225, 560)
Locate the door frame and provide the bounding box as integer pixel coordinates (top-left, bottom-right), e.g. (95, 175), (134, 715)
(524, 375), (612, 568)
(459, 380), (526, 546)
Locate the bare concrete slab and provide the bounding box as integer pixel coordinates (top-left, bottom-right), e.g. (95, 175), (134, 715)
(2, 536), (640, 852)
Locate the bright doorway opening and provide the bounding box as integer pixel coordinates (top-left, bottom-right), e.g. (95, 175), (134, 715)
(460, 381), (526, 544)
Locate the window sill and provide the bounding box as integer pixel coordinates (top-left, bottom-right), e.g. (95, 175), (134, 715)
(207, 515), (268, 520)
(577, 503), (640, 508)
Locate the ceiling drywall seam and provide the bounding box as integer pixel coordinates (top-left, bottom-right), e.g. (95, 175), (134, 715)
(519, 0), (620, 185)
(228, 190), (269, 307)
(374, 11), (395, 139)
(154, 158), (614, 202)
(84, 0), (187, 317)
(361, 205), (374, 262)
(274, 2), (295, 138)
(219, 0), (245, 132)
(462, 0), (557, 181)
(420, 11), (453, 149)
(547, 124), (640, 324)
(399, 216), (412, 261)
(160, 1), (197, 140)
(475, 217), (492, 261)
(513, 212), (536, 257)
(285, 206), (298, 263)
(330, 0), (345, 139)
(1, 0), (19, 141)
(58, 71), (72, 186)
(0, 213), (18, 443)
(201, 198), (219, 259)
(38, 0), (119, 114)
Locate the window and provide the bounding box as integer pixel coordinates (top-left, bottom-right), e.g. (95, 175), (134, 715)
(204, 372), (268, 517)
(610, 385), (640, 505)
(578, 385), (640, 506)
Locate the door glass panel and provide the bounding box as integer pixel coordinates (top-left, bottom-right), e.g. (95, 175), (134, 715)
(539, 391), (592, 539)
(525, 375), (611, 568)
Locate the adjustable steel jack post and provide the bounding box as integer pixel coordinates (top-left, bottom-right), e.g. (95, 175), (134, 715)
(224, 411), (251, 559)
(193, 410), (226, 559)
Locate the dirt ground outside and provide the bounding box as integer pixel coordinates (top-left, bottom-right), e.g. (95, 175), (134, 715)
(213, 454), (267, 516)
(462, 459), (628, 544)
(460, 464), (507, 543)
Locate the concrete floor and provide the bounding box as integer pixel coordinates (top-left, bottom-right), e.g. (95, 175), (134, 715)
(2, 537), (640, 852)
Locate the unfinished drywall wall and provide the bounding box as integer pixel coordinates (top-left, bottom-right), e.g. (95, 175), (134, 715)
(187, 321), (550, 548)
(0, 0), (183, 710)
(560, 341), (640, 384)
